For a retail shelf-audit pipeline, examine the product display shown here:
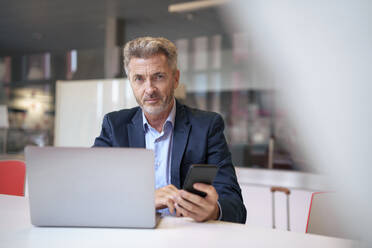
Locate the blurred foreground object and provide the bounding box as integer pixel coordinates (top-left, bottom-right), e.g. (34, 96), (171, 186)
(224, 0), (372, 245)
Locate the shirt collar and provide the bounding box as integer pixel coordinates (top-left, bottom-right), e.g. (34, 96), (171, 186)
(142, 99), (176, 132)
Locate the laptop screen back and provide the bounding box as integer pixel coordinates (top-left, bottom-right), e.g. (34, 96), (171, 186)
(25, 146), (156, 228)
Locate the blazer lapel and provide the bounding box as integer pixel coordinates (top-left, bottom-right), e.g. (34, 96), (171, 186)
(171, 102), (191, 189)
(127, 108), (145, 148)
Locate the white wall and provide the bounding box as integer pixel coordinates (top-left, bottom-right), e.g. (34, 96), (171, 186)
(54, 79), (137, 147)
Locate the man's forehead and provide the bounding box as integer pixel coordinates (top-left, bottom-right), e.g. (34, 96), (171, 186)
(129, 54), (167, 66)
(128, 55), (170, 75)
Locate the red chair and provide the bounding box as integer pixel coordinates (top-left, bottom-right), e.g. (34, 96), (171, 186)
(0, 160), (26, 196)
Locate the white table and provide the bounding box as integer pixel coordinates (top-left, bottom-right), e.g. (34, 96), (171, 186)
(0, 194), (356, 248)
(236, 167), (328, 191)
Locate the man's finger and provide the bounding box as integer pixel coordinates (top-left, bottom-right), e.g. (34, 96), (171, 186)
(193, 183), (218, 201)
(166, 184), (179, 192)
(175, 203), (203, 222)
(174, 196), (199, 214)
(155, 184), (181, 210)
(163, 185), (180, 196)
(179, 190), (205, 207)
(174, 203), (183, 217)
(193, 183), (213, 194)
(167, 198), (175, 214)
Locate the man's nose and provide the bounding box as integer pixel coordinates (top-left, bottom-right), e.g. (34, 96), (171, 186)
(144, 79), (156, 95)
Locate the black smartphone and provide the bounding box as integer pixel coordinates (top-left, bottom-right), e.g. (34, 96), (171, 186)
(182, 164), (218, 197)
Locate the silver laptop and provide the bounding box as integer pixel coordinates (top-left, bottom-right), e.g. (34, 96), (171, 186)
(25, 146), (157, 228)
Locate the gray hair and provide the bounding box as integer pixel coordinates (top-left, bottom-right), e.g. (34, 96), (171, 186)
(123, 37), (178, 75)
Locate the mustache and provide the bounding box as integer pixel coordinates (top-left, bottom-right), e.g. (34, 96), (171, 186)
(143, 94), (160, 101)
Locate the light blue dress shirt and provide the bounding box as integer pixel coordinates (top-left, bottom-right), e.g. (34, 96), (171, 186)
(143, 100), (176, 215)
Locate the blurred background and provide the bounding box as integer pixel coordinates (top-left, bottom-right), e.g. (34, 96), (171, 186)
(0, 0), (297, 171)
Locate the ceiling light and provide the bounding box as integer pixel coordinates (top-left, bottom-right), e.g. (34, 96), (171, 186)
(168, 0), (230, 13)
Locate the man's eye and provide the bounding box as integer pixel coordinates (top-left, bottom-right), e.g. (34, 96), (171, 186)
(156, 74), (164, 80)
(134, 76), (143, 82)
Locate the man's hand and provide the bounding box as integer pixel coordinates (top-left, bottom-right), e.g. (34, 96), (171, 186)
(155, 184), (180, 215)
(174, 183), (220, 222)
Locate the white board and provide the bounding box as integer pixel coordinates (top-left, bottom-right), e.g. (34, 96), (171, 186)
(54, 79), (137, 147)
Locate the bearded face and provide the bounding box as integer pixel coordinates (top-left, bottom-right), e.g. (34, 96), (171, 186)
(128, 54), (179, 116)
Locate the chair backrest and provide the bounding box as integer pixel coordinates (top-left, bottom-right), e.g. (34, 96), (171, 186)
(0, 160), (26, 196)
(306, 192), (350, 239)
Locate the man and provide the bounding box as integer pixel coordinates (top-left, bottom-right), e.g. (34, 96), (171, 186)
(94, 37), (246, 223)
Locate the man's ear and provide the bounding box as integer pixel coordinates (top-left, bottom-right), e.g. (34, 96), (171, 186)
(174, 69), (180, 88)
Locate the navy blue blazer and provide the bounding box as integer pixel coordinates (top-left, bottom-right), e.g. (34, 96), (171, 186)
(93, 101), (247, 223)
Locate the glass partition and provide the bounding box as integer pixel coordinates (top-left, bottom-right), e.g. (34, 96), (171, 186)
(172, 34), (294, 169)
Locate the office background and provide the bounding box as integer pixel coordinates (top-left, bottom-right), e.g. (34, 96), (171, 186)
(0, 0), (300, 171)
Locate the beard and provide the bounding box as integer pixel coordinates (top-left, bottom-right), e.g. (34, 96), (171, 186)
(136, 90), (175, 116)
